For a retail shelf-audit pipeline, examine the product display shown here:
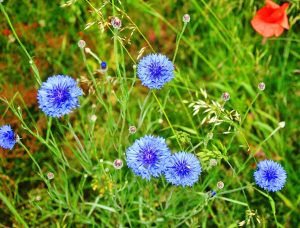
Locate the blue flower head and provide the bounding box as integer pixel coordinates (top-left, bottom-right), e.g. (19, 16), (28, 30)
(137, 54), (174, 89)
(165, 152), (202, 187)
(126, 135), (171, 180)
(254, 160), (287, 192)
(101, 62), (107, 70)
(0, 125), (17, 150)
(37, 75), (83, 118)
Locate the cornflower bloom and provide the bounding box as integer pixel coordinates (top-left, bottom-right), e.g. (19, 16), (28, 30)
(137, 54), (174, 89)
(37, 75), (83, 117)
(254, 160), (287, 192)
(164, 152), (202, 187)
(126, 135), (171, 180)
(0, 125), (17, 150)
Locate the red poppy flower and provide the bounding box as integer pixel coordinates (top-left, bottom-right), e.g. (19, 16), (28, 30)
(251, 0), (289, 38)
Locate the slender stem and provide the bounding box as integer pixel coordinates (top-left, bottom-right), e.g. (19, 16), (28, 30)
(112, 0), (127, 157)
(267, 192), (279, 226)
(174, 86), (201, 140)
(226, 92), (260, 151)
(241, 93), (260, 125)
(0, 192), (29, 228)
(86, 49), (102, 64)
(172, 22), (202, 141)
(237, 125), (283, 175)
(152, 91), (183, 150)
(46, 117), (52, 143)
(226, 160), (255, 227)
(173, 23), (187, 63)
(18, 141), (44, 179)
(218, 184), (254, 195)
(80, 48), (110, 114)
(0, 4), (41, 85)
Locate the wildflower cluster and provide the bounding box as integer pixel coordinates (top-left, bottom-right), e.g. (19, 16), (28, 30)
(0, 7), (290, 226)
(0, 35), (287, 195)
(126, 135), (202, 187)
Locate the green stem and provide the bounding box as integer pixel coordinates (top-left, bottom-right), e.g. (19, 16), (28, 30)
(241, 93), (260, 125)
(80, 48), (110, 114)
(46, 117), (52, 143)
(152, 91), (183, 150)
(0, 4), (41, 85)
(18, 141), (44, 179)
(237, 125), (283, 175)
(172, 22), (202, 141)
(0, 192), (29, 228)
(112, 0), (127, 156)
(226, 92), (260, 151)
(173, 22), (187, 63)
(226, 160), (255, 227)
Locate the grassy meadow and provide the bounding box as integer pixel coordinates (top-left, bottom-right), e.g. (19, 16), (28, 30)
(0, 0), (300, 227)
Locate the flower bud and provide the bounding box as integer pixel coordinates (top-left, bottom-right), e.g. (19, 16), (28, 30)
(78, 40), (86, 49)
(222, 92), (230, 101)
(258, 82), (265, 91)
(111, 17), (122, 29)
(183, 14), (190, 23)
(113, 159), (123, 169)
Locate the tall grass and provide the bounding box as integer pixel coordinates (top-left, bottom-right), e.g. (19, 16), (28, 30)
(0, 0), (299, 227)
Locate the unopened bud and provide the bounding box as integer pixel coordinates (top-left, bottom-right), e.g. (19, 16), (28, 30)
(84, 47), (91, 53)
(222, 92), (230, 101)
(128, 126), (137, 134)
(278, 121), (285, 128)
(209, 159), (217, 167)
(90, 114), (97, 122)
(78, 40), (86, 49)
(47, 172), (54, 180)
(111, 17), (122, 29)
(113, 159), (123, 169)
(217, 181), (224, 189)
(183, 14), (190, 23)
(258, 82), (265, 91)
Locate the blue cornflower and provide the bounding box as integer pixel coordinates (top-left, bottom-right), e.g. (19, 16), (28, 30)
(0, 125), (17, 150)
(164, 152), (202, 187)
(254, 160), (287, 192)
(126, 135), (171, 180)
(101, 62), (107, 70)
(208, 190), (217, 198)
(137, 54), (174, 89)
(37, 75), (83, 117)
